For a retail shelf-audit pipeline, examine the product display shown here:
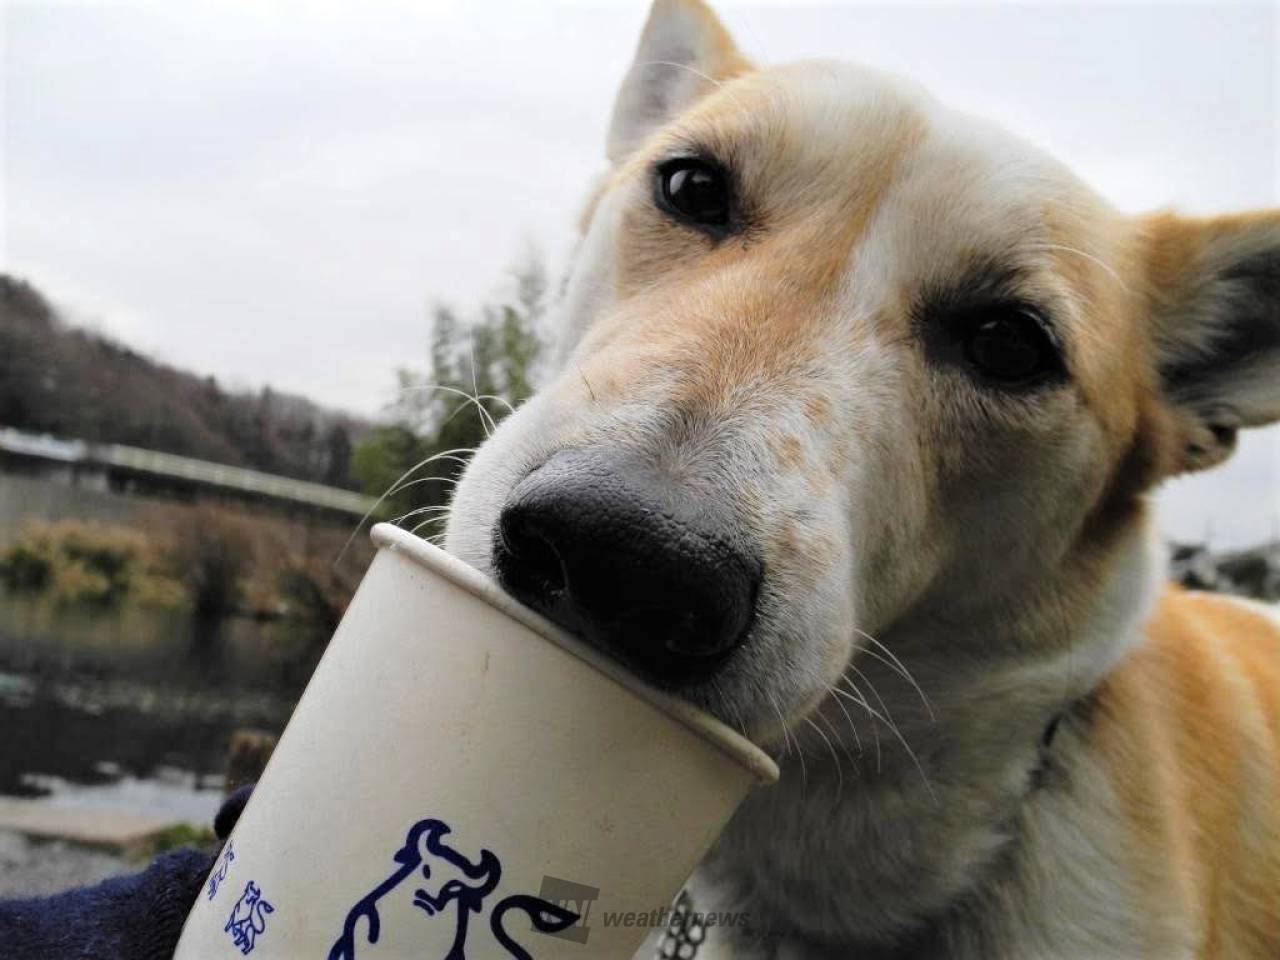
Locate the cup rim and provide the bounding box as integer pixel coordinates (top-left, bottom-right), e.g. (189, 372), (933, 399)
(370, 523), (779, 784)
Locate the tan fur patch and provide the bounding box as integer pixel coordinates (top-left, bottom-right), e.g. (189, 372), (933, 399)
(598, 66), (926, 421)
(1095, 588), (1280, 957)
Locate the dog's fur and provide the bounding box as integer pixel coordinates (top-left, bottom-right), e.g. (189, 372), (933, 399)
(444, 2), (1280, 956)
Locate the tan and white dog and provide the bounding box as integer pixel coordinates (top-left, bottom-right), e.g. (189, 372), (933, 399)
(444, 2), (1280, 957)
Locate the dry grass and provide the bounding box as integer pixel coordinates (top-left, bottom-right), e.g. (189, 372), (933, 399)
(0, 506), (373, 623)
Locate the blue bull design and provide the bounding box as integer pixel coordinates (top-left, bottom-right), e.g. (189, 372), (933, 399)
(224, 880), (274, 955)
(329, 818), (579, 960)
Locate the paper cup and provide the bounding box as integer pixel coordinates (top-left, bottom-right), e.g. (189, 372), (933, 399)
(173, 522), (777, 960)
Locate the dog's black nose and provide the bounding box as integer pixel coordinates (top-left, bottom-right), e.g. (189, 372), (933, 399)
(494, 448), (760, 687)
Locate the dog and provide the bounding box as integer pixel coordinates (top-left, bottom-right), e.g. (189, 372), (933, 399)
(444, 1), (1280, 956)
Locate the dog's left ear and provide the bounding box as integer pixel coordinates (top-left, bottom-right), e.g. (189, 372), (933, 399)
(606, 0), (752, 164)
(1142, 210), (1280, 473)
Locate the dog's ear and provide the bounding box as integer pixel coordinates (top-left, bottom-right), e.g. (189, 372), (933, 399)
(606, 0), (752, 164)
(1141, 210), (1280, 473)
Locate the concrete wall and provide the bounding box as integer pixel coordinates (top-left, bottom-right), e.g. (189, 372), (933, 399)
(0, 469), (360, 547)
(0, 472), (147, 542)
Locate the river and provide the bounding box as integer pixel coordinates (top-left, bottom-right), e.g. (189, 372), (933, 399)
(0, 590), (327, 829)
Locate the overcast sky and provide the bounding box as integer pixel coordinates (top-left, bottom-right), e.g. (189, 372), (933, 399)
(2, 0), (1277, 546)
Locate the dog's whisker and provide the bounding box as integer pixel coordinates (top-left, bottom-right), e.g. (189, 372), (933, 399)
(466, 340), (497, 438)
(818, 706), (860, 768)
(395, 382), (512, 418)
(406, 367), (498, 442)
(764, 692), (790, 757)
(385, 451), (478, 497)
(411, 519), (448, 537)
(474, 393), (515, 416)
(432, 391), (495, 436)
(834, 679), (882, 772)
(394, 504), (452, 526)
(854, 628), (936, 721)
(836, 681), (937, 803)
(824, 682), (864, 757)
(396, 380), (510, 445)
(846, 665), (903, 778)
(391, 474), (459, 490)
(385, 476), (460, 508)
(335, 447), (478, 566)
(708, 678), (745, 737)
(847, 661), (900, 748)
(767, 691), (805, 788)
(399, 516), (450, 535)
(805, 716), (843, 802)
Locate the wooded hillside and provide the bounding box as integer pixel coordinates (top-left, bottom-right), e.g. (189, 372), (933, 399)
(0, 275), (369, 489)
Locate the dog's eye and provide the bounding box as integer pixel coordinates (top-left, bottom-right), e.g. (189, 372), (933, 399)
(963, 307), (1063, 386)
(656, 158), (731, 230)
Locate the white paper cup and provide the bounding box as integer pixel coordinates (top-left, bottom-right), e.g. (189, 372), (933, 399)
(173, 522), (777, 960)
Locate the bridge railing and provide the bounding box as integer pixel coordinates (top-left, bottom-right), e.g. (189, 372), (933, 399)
(1, 426), (379, 519)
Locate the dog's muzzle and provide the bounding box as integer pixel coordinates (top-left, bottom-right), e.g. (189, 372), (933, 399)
(493, 447), (760, 688)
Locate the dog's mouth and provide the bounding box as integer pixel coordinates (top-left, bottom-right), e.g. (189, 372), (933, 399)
(489, 446), (761, 690)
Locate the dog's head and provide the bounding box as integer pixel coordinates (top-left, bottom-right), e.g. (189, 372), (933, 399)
(446, 0), (1280, 742)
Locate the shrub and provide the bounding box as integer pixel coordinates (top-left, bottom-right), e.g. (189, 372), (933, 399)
(274, 553), (357, 631)
(0, 540), (52, 590)
(0, 520), (176, 606)
(0, 508), (367, 620)
(161, 505), (255, 618)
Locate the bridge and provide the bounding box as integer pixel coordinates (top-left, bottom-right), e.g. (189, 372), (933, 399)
(0, 426), (377, 523)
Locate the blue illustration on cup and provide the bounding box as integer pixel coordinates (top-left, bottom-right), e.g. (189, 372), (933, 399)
(329, 818), (579, 960)
(225, 880), (274, 955)
(206, 841), (235, 901)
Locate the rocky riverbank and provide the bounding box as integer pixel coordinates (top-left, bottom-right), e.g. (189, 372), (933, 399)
(0, 830), (129, 897)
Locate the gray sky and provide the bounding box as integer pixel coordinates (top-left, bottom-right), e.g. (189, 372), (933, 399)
(2, 0), (1278, 546)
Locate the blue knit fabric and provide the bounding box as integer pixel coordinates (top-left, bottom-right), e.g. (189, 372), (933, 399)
(0, 785), (252, 960)
(0, 845), (215, 959)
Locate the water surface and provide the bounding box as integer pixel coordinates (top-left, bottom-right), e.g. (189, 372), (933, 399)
(0, 590), (327, 823)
